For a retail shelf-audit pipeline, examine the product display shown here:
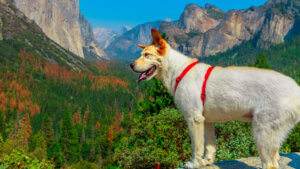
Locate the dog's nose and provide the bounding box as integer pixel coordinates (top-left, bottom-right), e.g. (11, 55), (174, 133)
(130, 63), (135, 69)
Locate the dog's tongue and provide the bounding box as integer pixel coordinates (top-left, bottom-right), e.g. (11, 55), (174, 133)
(137, 72), (147, 83)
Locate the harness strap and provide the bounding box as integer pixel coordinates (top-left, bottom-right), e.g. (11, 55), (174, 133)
(174, 62), (214, 105)
(201, 67), (214, 104)
(174, 61), (199, 92)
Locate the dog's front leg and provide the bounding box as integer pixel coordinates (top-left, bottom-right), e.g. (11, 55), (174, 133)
(203, 122), (216, 165)
(184, 114), (206, 169)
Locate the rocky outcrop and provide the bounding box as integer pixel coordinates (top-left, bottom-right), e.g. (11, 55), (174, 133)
(13, 0), (106, 59)
(94, 26), (131, 49)
(79, 13), (107, 60)
(105, 19), (173, 59)
(0, 17), (3, 40)
(176, 4), (221, 33)
(0, 0), (90, 71)
(159, 0), (297, 58)
(105, 0), (297, 59)
(200, 152), (300, 169)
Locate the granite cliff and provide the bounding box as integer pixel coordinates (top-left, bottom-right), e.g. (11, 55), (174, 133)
(13, 0), (107, 59)
(160, 0), (298, 58)
(105, 19), (173, 59)
(93, 26), (131, 49)
(106, 0), (299, 59)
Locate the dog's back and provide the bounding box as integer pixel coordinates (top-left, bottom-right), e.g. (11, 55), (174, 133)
(204, 66), (300, 124)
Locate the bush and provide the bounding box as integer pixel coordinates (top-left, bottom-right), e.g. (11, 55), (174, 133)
(0, 150), (54, 169)
(113, 108), (191, 169)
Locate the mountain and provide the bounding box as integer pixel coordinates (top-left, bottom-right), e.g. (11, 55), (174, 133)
(105, 19), (173, 59)
(94, 26), (131, 49)
(13, 0), (107, 59)
(106, 0), (298, 59)
(0, 0), (91, 71)
(0, 0), (140, 167)
(160, 0), (298, 58)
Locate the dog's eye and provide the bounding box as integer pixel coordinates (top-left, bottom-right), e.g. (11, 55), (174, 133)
(144, 53), (150, 58)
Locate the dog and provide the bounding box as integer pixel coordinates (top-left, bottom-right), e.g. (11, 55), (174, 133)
(130, 28), (300, 169)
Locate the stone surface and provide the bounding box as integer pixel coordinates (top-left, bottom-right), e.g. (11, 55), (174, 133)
(160, 0), (297, 58)
(13, 0), (106, 59)
(106, 0), (298, 59)
(79, 12), (107, 59)
(0, 17), (3, 40)
(105, 19), (173, 59)
(181, 153), (300, 169)
(176, 4), (221, 33)
(94, 26), (131, 49)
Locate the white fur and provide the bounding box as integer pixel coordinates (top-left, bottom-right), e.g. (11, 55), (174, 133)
(157, 45), (300, 169)
(133, 41), (300, 169)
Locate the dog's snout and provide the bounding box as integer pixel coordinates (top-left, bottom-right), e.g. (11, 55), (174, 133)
(130, 63), (135, 70)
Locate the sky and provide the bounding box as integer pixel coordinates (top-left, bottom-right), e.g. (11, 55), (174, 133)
(80, 0), (268, 31)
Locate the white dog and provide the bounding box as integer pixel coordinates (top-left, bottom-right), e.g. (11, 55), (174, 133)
(130, 28), (300, 169)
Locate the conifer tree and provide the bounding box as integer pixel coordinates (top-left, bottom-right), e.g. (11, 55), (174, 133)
(48, 141), (64, 168)
(254, 52), (271, 69)
(41, 115), (54, 149)
(60, 111), (80, 163)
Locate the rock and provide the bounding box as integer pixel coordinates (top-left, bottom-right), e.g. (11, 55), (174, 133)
(159, 0), (296, 58)
(0, 18), (3, 40)
(176, 4), (220, 33)
(79, 12), (107, 59)
(13, 0), (106, 59)
(199, 152), (300, 169)
(105, 19), (173, 59)
(94, 26), (131, 49)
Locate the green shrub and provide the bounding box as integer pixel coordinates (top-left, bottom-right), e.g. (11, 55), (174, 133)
(0, 150), (54, 169)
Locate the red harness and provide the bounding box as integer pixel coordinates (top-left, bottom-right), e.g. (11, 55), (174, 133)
(174, 61), (214, 105)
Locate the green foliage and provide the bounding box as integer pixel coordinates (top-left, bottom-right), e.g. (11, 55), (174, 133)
(71, 160), (100, 169)
(60, 111), (80, 164)
(207, 9), (226, 20)
(136, 79), (174, 116)
(114, 108), (191, 169)
(47, 141), (64, 168)
(0, 150), (54, 169)
(215, 121), (257, 161)
(161, 32), (169, 42)
(251, 52), (271, 69)
(281, 124), (300, 153)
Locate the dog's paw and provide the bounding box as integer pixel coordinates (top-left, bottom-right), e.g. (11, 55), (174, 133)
(203, 154), (215, 165)
(184, 159), (206, 169)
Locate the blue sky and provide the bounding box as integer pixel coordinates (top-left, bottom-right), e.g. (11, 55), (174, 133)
(80, 0), (268, 30)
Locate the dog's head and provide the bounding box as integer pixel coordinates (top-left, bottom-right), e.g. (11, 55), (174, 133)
(130, 28), (168, 82)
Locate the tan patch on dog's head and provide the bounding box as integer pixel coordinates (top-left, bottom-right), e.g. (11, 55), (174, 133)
(131, 28), (169, 82)
(137, 28), (167, 56)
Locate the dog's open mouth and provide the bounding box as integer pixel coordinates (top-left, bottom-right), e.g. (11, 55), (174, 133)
(137, 65), (157, 82)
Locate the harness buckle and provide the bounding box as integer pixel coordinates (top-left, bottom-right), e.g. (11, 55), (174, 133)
(176, 77), (181, 82)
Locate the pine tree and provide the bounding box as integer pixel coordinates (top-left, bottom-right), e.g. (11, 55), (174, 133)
(60, 111), (79, 163)
(161, 32), (169, 42)
(48, 141), (64, 168)
(41, 115), (54, 149)
(254, 52), (271, 69)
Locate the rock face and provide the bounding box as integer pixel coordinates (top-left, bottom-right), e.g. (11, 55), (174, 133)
(79, 12), (107, 60)
(176, 4), (221, 33)
(106, 0), (298, 59)
(13, 0), (106, 59)
(94, 26), (131, 49)
(200, 152), (300, 169)
(105, 19), (173, 59)
(160, 0), (297, 58)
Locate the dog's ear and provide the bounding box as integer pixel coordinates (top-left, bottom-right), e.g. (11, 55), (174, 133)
(138, 44), (146, 49)
(151, 28), (162, 47)
(151, 28), (167, 55)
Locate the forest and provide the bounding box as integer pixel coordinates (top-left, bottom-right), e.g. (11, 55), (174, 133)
(0, 31), (299, 169)
(0, 2), (299, 167)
